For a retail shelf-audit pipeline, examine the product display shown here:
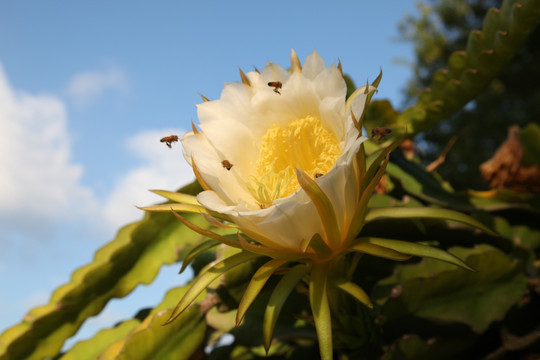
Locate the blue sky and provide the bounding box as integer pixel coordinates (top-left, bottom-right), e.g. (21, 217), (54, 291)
(0, 0), (418, 350)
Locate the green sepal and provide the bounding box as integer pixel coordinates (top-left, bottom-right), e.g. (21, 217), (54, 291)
(179, 239), (221, 274)
(166, 251), (262, 324)
(171, 211), (242, 248)
(263, 264), (310, 354)
(149, 189), (199, 205)
(371, 68), (383, 88)
(296, 168), (341, 250)
(236, 259), (288, 326)
(238, 233), (306, 261)
(364, 207), (497, 236)
(348, 242), (412, 261)
(308, 233), (334, 259)
(356, 237), (474, 271)
(334, 277), (373, 309)
(138, 203), (207, 214)
(347, 153), (391, 243)
(309, 262), (333, 360)
(364, 132), (406, 187)
(353, 142), (367, 207)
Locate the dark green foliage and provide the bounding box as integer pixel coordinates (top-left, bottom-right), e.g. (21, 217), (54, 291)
(398, 0), (540, 190)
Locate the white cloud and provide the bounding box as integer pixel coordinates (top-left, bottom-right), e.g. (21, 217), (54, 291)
(0, 64), (196, 336)
(102, 129), (195, 231)
(66, 67), (127, 107)
(0, 62), (194, 241)
(0, 65), (99, 239)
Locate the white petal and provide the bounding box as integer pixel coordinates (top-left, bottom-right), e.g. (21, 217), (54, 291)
(281, 73), (321, 120)
(319, 96), (346, 142)
(235, 191), (323, 249)
(182, 132), (258, 208)
(198, 119), (257, 179)
(258, 62), (290, 88)
(346, 85), (377, 120)
(318, 137), (366, 232)
(312, 64), (346, 102)
(197, 190), (238, 214)
(302, 50), (327, 80)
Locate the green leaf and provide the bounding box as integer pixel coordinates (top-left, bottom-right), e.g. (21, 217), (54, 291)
(395, 0), (540, 135)
(114, 302), (206, 360)
(236, 259), (288, 326)
(365, 207), (497, 236)
(0, 181), (208, 360)
(386, 154), (540, 212)
(373, 244), (528, 333)
(357, 237), (474, 271)
(263, 264), (309, 353)
(66, 284), (208, 360)
(60, 319), (140, 360)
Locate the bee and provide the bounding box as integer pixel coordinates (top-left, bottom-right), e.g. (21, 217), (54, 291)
(371, 127), (392, 141)
(267, 81), (282, 94)
(315, 173), (324, 178)
(222, 160), (233, 171)
(160, 135), (179, 148)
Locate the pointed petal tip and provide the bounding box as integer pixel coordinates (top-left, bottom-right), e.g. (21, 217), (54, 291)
(290, 49), (302, 73)
(239, 67), (251, 86)
(191, 120), (200, 134)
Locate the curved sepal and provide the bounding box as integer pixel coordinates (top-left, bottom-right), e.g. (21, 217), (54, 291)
(171, 211), (241, 248)
(348, 242), (412, 261)
(296, 168), (341, 249)
(365, 207), (497, 236)
(236, 259), (288, 326)
(263, 264), (309, 354)
(179, 239), (221, 274)
(357, 237), (474, 271)
(309, 262), (333, 360)
(165, 251), (262, 324)
(334, 277), (373, 309)
(238, 233), (306, 260)
(138, 203), (207, 214)
(149, 190), (199, 205)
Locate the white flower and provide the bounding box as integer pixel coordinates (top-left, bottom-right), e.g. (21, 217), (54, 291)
(181, 50), (374, 255)
(145, 50), (486, 360)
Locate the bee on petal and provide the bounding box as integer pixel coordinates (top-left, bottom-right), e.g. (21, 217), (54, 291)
(371, 127), (392, 142)
(267, 81), (282, 94)
(222, 160), (233, 171)
(160, 135), (179, 148)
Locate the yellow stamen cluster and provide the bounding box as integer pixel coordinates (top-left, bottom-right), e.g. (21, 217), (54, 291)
(248, 115), (340, 208)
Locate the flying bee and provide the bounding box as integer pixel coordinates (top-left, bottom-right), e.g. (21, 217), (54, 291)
(160, 135), (179, 148)
(267, 81), (282, 94)
(222, 160), (233, 171)
(371, 127), (392, 141)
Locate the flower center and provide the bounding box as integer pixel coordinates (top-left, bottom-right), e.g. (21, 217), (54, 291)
(248, 115), (340, 208)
